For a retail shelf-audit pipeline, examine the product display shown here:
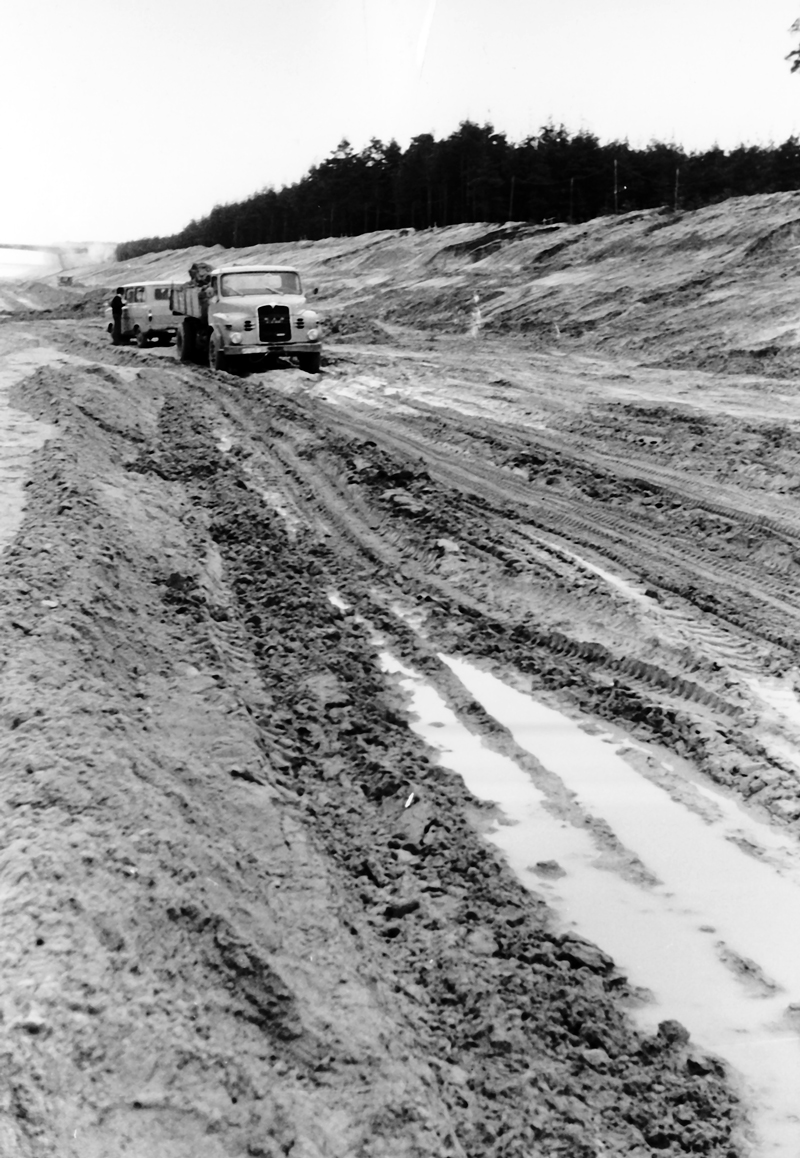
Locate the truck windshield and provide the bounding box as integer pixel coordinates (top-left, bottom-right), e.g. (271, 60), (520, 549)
(221, 271), (301, 296)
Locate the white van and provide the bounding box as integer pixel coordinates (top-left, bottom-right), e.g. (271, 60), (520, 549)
(105, 281), (181, 347)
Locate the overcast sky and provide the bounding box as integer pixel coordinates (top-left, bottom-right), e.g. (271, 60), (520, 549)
(2, 0), (800, 245)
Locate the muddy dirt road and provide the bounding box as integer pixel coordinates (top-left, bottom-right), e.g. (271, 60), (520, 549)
(4, 203), (800, 1156)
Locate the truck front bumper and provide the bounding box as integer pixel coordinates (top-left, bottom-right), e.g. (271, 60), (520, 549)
(223, 342), (322, 357)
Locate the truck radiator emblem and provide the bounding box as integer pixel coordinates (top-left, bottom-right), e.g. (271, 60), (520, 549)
(258, 304), (291, 342)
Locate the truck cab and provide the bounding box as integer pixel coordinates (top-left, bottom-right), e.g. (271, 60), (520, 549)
(105, 281), (181, 347)
(172, 264), (322, 373)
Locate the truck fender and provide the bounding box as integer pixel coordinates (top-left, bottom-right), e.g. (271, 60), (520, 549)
(208, 319), (226, 347)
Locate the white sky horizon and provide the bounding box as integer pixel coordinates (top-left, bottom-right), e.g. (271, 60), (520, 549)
(3, 0), (800, 246)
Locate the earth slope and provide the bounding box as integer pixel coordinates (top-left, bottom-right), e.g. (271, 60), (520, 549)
(4, 192), (800, 1155)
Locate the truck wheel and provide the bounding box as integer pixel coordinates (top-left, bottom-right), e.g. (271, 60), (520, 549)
(208, 334), (226, 372)
(176, 320), (195, 363)
(298, 352), (321, 374)
(136, 329), (148, 348)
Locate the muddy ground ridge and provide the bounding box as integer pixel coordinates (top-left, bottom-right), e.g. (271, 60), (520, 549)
(0, 343), (744, 1157)
(9, 194), (800, 1153)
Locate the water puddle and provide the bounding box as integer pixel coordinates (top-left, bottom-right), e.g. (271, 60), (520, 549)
(744, 672), (800, 775)
(558, 544), (651, 602)
(380, 647), (800, 1156)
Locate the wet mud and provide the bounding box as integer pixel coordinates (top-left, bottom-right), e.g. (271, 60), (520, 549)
(5, 200), (800, 1155)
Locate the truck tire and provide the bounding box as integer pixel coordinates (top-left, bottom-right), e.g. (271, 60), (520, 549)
(298, 351), (321, 374)
(136, 329), (148, 348)
(208, 333), (226, 372)
(176, 320), (195, 363)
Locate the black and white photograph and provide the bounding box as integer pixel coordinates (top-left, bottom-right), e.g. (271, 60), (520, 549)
(2, 3), (800, 1155)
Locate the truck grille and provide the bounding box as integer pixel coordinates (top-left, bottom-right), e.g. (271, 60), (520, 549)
(258, 305), (291, 342)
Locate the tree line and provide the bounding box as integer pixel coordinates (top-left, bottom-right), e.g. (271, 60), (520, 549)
(116, 121), (800, 260)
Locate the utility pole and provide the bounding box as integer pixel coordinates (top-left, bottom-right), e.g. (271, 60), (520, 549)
(674, 165), (680, 212)
(614, 159), (619, 214)
(569, 175), (575, 223)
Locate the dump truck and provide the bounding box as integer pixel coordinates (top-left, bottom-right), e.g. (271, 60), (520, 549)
(170, 262), (322, 373)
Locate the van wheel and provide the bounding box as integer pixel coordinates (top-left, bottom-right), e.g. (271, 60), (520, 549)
(177, 320), (195, 363)
(136, 330), (149, 348)
(208, 334), (226, 372)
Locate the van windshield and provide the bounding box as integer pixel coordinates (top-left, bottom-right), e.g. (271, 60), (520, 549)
(153, 287), (171, 300)
(221, 271), (301, 297)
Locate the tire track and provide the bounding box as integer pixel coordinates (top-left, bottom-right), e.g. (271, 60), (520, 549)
(162, 360), (800, 820)
(304, 402), (800, 647)
(225, 407), (750, 727)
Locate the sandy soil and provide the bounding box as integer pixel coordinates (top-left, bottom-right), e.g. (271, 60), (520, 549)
(5, 197), (800, 1155)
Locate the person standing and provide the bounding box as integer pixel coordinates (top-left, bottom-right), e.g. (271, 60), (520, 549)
(110, 287), (125, 345)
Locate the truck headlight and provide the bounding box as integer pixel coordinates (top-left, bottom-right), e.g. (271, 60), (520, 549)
(231, 333), (242, 345)
(308, 328), (319, 341)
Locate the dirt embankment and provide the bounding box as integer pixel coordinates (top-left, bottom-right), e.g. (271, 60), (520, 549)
(60, 187), (800, 373)
(7, 193), (800, 1155)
